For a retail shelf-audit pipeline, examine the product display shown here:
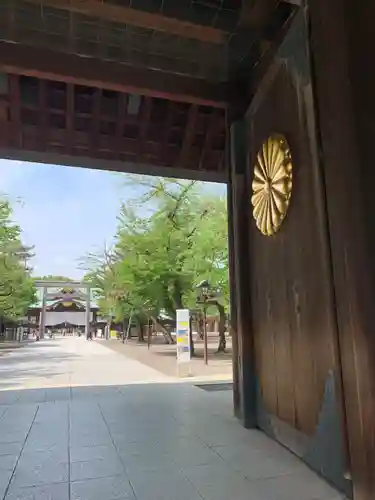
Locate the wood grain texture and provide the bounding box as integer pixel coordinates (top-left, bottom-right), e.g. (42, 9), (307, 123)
(23, 0), (226, 44)
(247, 58), (339, 441)
(0, 75), (226, 179)
(308, 0), (375, 497)
(0, 42), (228, 108)
(229, 118), (258, 428)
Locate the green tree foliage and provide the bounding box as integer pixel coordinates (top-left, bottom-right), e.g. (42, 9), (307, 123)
(82, 177), (228, 349)
(0, 200), (36, 321)
(33, 275), (73, 282)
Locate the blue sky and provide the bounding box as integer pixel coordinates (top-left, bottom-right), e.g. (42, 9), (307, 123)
(0, 159), (225, 279)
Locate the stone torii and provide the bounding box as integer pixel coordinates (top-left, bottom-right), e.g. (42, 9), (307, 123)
(34, 280), (94, 339)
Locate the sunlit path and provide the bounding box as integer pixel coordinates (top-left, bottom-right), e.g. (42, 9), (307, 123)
(0, 337), (171, 391)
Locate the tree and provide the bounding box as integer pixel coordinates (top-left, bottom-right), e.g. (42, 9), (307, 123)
(33, 275), (73, 282)
(186, 195), (229, 352)
(0, 200), (36, 323)
(81, 243), (147, 342)
(114, 178), (208, 344)
(80, 245), (120, 339)
(81, 176), (229, 352)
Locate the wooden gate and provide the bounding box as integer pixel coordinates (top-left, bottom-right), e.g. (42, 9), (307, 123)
(240, 12), (351, 496)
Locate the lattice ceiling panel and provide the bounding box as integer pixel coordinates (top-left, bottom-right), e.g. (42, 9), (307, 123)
(107, 0), (243, 31)
(0, 0), (293, 82)
(0, 74), (227, 177)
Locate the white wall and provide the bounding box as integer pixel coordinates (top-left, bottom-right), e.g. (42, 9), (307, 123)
(45, 311), (93, 326)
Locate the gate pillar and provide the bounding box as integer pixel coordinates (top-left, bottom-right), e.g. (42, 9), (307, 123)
(39, 286), (47, 339)
(85, 287), (91, 338)
(228, 119), (257, 428)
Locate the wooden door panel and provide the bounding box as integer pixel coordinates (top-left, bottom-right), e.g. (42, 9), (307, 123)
(244, 11), (351, 496)
(249, 61), (329, 435)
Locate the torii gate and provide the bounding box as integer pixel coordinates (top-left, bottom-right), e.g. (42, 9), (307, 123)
(34, 280), (94, 338)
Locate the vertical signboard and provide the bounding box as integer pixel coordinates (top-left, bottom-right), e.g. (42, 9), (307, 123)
(176, 309), (191, 364)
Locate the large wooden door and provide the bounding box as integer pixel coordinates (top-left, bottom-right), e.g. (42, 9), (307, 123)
(243, 12), (351, 496)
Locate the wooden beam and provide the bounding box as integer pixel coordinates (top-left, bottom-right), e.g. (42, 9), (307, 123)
(249, 8), (295, 93)
(241, 0), (280, 29)
(199, 109), (223, 170)
(138, 96), (152, 160)
(179, 104), (199, 167)
(34, 280), (93, 288)
(39, 79), (48, 151)
(91, 87), (101, 156)
(0, 148), (227, 183)
(24, 0), (226, 44)
(162, 101), (176, 161)
(8, 75), (21, 149)
(0, 42), (228, 109)
(66, 83), (74, 154)
(116, 93), (126, 154)
(7, 0), (15, 41)
(229, 5), (296, 119)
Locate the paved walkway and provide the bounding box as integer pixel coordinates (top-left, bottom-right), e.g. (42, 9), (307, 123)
(0, 338), (345, 499)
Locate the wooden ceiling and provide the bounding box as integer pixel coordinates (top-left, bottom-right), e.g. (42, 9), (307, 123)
(0, 0), (296, 180)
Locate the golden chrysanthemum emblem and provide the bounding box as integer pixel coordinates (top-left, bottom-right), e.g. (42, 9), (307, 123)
(251, 135), (293, 236)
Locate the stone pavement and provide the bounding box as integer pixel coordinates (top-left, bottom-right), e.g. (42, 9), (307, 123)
(0, 338), (346, 499)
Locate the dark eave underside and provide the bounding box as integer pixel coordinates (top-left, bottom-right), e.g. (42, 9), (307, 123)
(0, 74), (227, 181)
(0, 0), (296, 179)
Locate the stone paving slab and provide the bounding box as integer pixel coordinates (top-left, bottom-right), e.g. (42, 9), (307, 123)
(0, 338), (347, 500)
(5, 482), (69, 500)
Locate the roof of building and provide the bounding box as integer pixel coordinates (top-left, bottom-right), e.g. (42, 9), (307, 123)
(30, 287), (99, 309)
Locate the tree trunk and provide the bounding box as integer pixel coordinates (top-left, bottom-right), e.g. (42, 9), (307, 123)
(106, 319), (111, 340)
(125, 315), (132, 342)
(150, 316), (175, 344)
(135, 317), (144, 343)
(162, 284), (176, 320)
(197, 313), (204, 340)
(122, 319), (127, 343)
(172, 279), (184, 310)
(215, 302), (226, 353)
(147, 318), (152, 350)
